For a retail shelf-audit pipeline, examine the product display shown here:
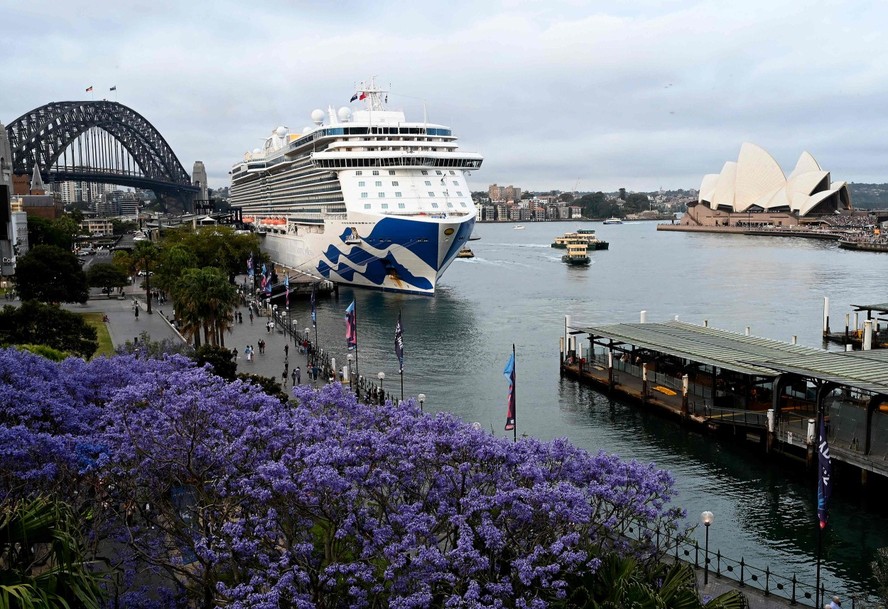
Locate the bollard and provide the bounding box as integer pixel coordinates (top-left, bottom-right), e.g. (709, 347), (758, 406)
(640, 310), (647, 323)
(681, 374), (689, 418)
(745, 326), (750, 336)
(791, 335), (797, 345)
(823, 296), (830, 334)
(864, 320), (873, 351)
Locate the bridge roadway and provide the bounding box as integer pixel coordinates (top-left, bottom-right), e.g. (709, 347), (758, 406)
(59, 287), (853, 608)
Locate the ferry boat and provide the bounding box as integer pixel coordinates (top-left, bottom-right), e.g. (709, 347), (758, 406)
(456, 247), (475, 259)
(603, 217), (623, 225)
(551, 229), (609, 250)
(561, 243), (591, 266)
(229, 78), (483, 295)
(513, 225), (526, 230)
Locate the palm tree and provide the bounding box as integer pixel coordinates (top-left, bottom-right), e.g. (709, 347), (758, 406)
(171, 267), (238, 348)
(1, 496), (106, 608)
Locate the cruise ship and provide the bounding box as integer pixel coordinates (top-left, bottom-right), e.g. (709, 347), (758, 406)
(229, 79), (483, 294)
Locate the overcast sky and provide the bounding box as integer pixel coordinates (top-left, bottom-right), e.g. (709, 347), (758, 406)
(2, 0), (887, 194)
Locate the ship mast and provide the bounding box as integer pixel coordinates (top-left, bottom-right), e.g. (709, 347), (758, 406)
(358, 76), (387, 112)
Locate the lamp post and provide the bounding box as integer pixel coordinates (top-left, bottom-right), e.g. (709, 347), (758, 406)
(701, 511), (714, 585)
(347, 354), (354, 390)
(418, 393), (426, 413)
(377, 371), (385, 391)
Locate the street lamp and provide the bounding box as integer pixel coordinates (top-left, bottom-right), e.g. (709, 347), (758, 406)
(377, 371), (385, 391)
(347, 354), (354, 389)
(701, 511), (714, 585)
(418, 393), (426, 413)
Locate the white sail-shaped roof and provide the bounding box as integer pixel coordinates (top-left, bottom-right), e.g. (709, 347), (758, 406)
(733, 143), (787, 212)
(698, 144), (851, 216)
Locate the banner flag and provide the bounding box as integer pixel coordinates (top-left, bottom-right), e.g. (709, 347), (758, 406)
(817, 417), (832, 529)
(85, 85), (93, 92)
(395, 312), (404, 373)
(504, 351), (516, 431)
(247, 253), (254, 276)
(345, 301), (357, 350)
(110, 86), (117, 91)
(310, 285), (317, 326)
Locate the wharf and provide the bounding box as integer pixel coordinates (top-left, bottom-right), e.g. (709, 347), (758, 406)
(656, 224), (847, 240)
(561, 317), (888, 484)
(823, 299), (888, 349)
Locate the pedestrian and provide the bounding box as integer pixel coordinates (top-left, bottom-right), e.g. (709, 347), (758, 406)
(258, 339), (265, 354)
(291, 367), (298, 386)
(282, 369), (288, 387)
(245, 345), (253, 362)
(249, 310), (254, 324)
(830, 596), (842, 609)
(284, 344), (289, 359)
(232, 347), (238, 360)
(134, 305), (139, 319)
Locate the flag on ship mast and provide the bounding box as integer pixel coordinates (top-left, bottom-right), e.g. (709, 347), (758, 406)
(504, 345), (516, 440)
(345, 301), (357, 350)
(85, 86), (93, 92)
(109, 86), (117, 91)
(349, 92), (359, 102)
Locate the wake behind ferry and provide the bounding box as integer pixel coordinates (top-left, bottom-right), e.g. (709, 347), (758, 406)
(229, 79), (483, 294)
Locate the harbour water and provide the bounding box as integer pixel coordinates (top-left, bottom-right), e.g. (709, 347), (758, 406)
(300, 220), (888, 601)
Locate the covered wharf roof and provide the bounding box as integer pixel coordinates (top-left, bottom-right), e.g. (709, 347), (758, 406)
(755, 349), (888, 396)
(850, 303), (888, 315)
(579, 320), (825, 377)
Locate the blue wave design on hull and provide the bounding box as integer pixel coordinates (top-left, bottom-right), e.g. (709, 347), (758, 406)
(317, 217), (447, 292)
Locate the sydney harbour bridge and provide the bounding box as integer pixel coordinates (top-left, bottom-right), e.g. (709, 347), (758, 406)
(3, 100), (200, 209)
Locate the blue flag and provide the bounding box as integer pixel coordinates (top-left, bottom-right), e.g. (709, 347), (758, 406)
(504, 351), (516, 431)
(395, 313), (404, 373)
(817, 417), (832, 529)
(310, 286), (317, 326)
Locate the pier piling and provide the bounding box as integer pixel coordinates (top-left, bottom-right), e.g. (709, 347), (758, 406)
(823, 297), (830, 335)
(864, 320), (874, 350)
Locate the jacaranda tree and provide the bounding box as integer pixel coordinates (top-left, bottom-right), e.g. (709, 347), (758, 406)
(0, 347), (704, 609)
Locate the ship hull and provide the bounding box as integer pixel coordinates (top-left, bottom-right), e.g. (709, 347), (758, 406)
(256, 213), (475, 295)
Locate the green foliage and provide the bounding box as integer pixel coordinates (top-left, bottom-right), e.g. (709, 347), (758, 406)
(576, 192), (621, 219)
(26, 217), (71, 250)
(193, 343), (237, 380)
(559, 553), (747, 609)
(172, 267), (239, 347)
(14, 245), (89, 303)
(86, 262), (128, 295)
(15, 344), (70, 362)
(159, 225), (261, 281)
(110, 219), (138, 235)
(0, 496), (107, 609)
(0, 301), (98, 358)
(236, 372), (286, 401)
(624, 192), (651, 214)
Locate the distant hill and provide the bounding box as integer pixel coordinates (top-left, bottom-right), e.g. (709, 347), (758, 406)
(848, 183), (888, 209)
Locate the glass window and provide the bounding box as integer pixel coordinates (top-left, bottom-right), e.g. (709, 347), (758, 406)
(381, 203), (389, 209)
(398, 202), (405, 209)
(388, 170), (396, 175)
(378, 192), (385, 197)
(453, 180), (459, 186)
(431, 202), (439, 208)
(395, 192), (402, 197)
(425, 181), (432, 186)
(361, 192), (368, 198)
(375, 181), (382, 187)
(457, 191), (463, 196)
(356, 170), (363, 175)
(428, 191), (434, 197)
(447, 202), (454, 208)
(392, 181), (399, 186)
(358, 181), (365, 187)
(449, 170), (455, 175)
(421, 170), (428, 175)
(372, 170), (379, 175)
(436, 170), (443, 175)
(460, 202), (467, 207)
(364, 203), (371, 209)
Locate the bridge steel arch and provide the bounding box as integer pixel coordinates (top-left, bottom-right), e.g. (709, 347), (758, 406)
(6, 100), (198, 205)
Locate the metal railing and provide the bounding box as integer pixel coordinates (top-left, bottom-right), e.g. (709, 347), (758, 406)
(624, 520), (877, 608)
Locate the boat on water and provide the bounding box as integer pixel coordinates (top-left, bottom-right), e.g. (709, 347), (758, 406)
(229, 78), (483, 295)
(551, 229), (609, 250)
(457, 247), (475, 258)
(562, 242), (591, 265)
(603, 217), (623, 225)
(513, 225), (526, 230)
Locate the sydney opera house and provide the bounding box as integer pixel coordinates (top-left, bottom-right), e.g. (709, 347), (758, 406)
(678, 143), (852, 227)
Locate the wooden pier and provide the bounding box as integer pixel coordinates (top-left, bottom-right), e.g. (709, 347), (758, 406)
(822, 297), (888, 349)
(561, 316), (888, 485)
